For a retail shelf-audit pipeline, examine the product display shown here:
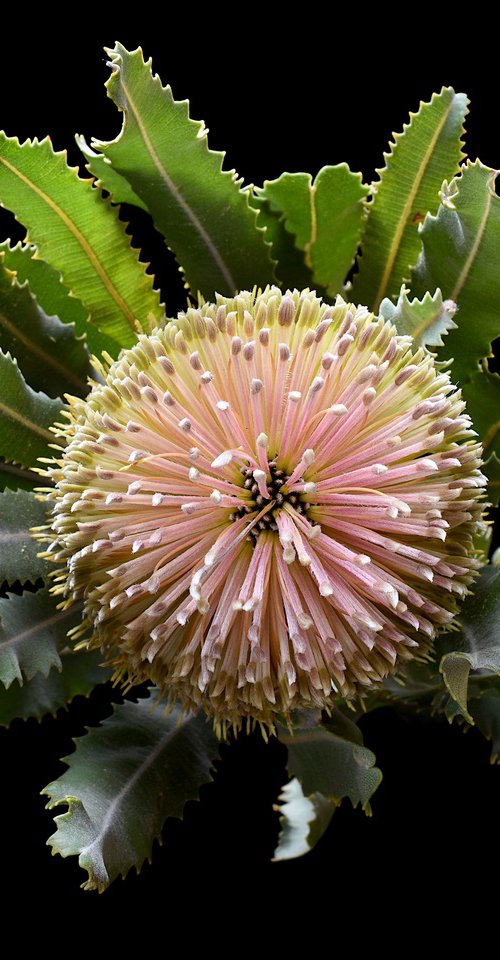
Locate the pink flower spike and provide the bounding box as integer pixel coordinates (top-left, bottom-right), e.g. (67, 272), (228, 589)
(39, 287), (486, 735)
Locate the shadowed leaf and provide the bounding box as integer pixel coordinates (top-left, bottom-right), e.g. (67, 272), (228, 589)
(43, 691), (220, 892)
(0, 350), (63, 469)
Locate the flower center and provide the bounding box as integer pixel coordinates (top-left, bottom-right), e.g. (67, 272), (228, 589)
(230, 459), (313, 545)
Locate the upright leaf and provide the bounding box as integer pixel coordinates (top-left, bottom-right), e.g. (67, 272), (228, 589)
(412, 161), (500, 384)
(0, 587), (82, 689)
(274, 711), (382, 860)
(0, 351), (62, 469)
(43, 692), (219, 892)
(258, 165), (368, 296)
(0, 134), (163, 344)
(90, 44), (274, 299)
(0, 241), (119, 358)
(0, 488), (50, 584)
(352, 87), (468, 310)
(380, 286), (457, 349)
(0, 648), (109, 727)
(0, 268), (90, 396)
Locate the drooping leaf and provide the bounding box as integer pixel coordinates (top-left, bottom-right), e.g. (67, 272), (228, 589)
(273, 777), (336, 861)
(0, 350), (63, 469)
(412, 161), (500, 383)
(352, 87), (468, 310)
(0, 488), (50, 583)
(0, 267), (90, 396)
(43, 691), (219, 891)
(0, 648), (110, 727)
(274, 710), (382, 860)
(258, 165), (368, 296)
(0, 134), (163, 345)
(439, 566), (500, 722)
(0, 458), (41, 492)
(380, 285), (457, 349)
(250, 191), (315, 291)
(0, 587), (82, 689)
(89, 44), (274, 299)
(0, 241), (119, 358)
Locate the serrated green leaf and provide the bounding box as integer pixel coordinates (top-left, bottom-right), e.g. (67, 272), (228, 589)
(76, 134), (147, 211)
(439, 567), (500, 721)
(0, 488), (50, 583)
(258, 165), (367, 296)
(0, 134), (163, 345)
(0, 267), (90, 396)
(0, 350), (63, 469)
(0, 587), (82, 688)
(380, 285), (457, 349)
(352, 88), (468, 310)
(43, 691), (219, 891)
(274, 711), (382, 860)
(90, 44), (274, 299)
(0, 241), (120, 358)
(0, 647), (110, 727)
(412, 161), (500, 383)
(250, 191), (315, 291)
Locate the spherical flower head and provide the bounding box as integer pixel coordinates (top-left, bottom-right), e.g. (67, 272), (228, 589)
(40, 288), (486, 734)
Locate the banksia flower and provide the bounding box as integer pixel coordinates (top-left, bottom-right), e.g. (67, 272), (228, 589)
(39, 288), (486, 733)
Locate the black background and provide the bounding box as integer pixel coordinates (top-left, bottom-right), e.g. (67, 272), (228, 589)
(0, 19), (499, 907)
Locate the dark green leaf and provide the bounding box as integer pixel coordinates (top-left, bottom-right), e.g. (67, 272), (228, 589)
(440, 567), (500, 721)
(0, 648), (110, 727)
(0, 458), (40, 492)
(89, 44), (274, 300)
(470, 690), (500, 763)
(0, 241), (119, 358)
(0, 488), (50, 583)
(380, 285), (457, 349)
(0, 350), (63, 469)
(461, 366), (500, 503)
(412, 161), (500, 383)
(250, 191), (315, 291)
(0, 587), (82, 688)
(0, 134), (162, 345)
(352, 87), (468, 309)
(274, 711), (382, 860)
(258, 165), (367, 296)
(43, 691), (219, 891)
(0, 267), (90, 396)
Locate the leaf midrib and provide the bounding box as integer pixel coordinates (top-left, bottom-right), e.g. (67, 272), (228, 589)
(117, 73), (237, 293)
(0, 397), (54, 442)
(0, 306), (86, 392)
(79, 717), (193, 861)
(0, 605), (74, 650)
(0, 153), (140, 333)
(373, 95), (456, 310)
